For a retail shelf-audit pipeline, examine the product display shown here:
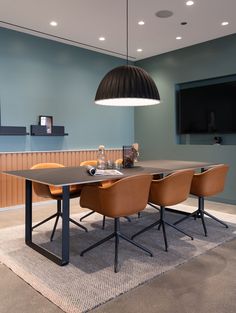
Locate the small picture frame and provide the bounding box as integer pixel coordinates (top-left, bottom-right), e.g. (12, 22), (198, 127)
(39, 116), (53, 134)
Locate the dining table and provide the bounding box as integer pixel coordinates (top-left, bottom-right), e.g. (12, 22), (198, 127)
(2, 159), (215, 266)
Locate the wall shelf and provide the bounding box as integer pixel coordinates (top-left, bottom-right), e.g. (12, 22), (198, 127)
(30, 125), (68, 136)
(0, 126), (29, 136)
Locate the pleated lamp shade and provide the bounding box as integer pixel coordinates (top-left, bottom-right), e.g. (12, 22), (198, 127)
(95, 65), (160, 106)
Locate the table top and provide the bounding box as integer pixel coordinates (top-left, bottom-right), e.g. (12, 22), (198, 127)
(2, 159), (214, 187)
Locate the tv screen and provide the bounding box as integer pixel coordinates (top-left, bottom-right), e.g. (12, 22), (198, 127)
(176, 79), (236, 134)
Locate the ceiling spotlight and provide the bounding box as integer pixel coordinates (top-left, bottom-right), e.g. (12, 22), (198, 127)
(50, 21), (58, 27)
(176, 36), (182, 40)
(221, 21), (229, 26)
(99, 37), (106, 41)
(137, 48), (143, 52)
(186, 1), (194, 6)
(138, 20), (145, 25)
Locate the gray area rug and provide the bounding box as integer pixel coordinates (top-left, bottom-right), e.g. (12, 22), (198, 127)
(0, 205), (236, 313)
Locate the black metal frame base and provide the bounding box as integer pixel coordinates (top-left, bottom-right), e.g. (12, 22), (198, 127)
(26, 182), (71, 265)
(174, 197), (228, 236)
(80, 217), (153, 273)
(32, 199), (87, 241)
(131, 205), (193, 251)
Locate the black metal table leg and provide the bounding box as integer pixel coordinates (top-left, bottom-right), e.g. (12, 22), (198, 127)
(61, 185), (70, 265)
(25, 179), (32, 243)
(25, 180), (70, 266)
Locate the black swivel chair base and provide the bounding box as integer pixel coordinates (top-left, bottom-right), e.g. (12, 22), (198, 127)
(79, 210), (95, 221)
(32, 200), (88, 241)
(80, 217), (153, 273)
(80, 211), (132, 230)
(132, 205), (193, 252)
(174, 197), (228, 237)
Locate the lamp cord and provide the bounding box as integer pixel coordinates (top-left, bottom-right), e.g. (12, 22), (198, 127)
(126, 0), (128, 66)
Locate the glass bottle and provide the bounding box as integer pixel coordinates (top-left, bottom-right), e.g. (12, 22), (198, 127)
(97, 145), (106, 169)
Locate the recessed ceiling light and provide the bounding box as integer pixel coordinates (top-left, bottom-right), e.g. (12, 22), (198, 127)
(138, 20), (145, 25)
(176, 36), (182, 40)
(99, 37), (106, 41)
(50, 21), (58, 27)
(221, 21), (229, 26)
(137, 48), (143, 52)
(186, 1), (194, 6)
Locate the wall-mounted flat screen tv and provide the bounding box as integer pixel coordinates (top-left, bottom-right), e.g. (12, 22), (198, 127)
(176, 76), (236, 134)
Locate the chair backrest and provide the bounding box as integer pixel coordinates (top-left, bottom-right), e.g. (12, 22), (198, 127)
(31, 163), (64, 170)
(115, 158), (123, 165)
(80, 160), (97, 167)
(190, 164), (229, 197)
(98, 174), (152, 218)
(149, 169), (195, 207)
(31, 163), (64, 198)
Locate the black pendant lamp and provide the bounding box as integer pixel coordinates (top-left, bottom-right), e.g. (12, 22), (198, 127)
(95, 0), (160, 106)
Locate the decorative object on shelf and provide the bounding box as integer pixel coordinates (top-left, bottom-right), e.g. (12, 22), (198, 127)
(39, 115), (53, 134)
(94, 0), (160, 107)
(30, 125), (68, 136)
(214, 136), (222, 145)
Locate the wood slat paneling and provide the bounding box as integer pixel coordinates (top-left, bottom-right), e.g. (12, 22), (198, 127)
(0, 149), (122, 208)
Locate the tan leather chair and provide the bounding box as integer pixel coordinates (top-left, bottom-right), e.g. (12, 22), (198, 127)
(80, 174), (153, 272)
(132, 169), (195, 251)
(80, 160), (98, 167)
(79, 159), (128, 228)
(174, 164), (229, 236)
(31, 163), (87, 241)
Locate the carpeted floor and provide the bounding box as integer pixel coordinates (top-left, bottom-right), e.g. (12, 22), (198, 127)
(0, 205), (236, 313)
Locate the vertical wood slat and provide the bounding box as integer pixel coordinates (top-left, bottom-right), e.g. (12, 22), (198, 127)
(0, 149), (122, 208)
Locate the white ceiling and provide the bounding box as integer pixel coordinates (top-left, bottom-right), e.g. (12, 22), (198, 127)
(0, 0), (236, 61)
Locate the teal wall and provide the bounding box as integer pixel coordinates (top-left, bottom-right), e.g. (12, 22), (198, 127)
(0, 27), (134, 152)
(1, 27), (236, 203)
(135, 34), (236, 203)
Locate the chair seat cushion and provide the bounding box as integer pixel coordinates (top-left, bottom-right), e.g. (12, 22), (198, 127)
(49, 184), (82, 199)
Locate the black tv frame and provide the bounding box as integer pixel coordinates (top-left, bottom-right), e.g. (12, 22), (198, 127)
(176, 74), (236, 135)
